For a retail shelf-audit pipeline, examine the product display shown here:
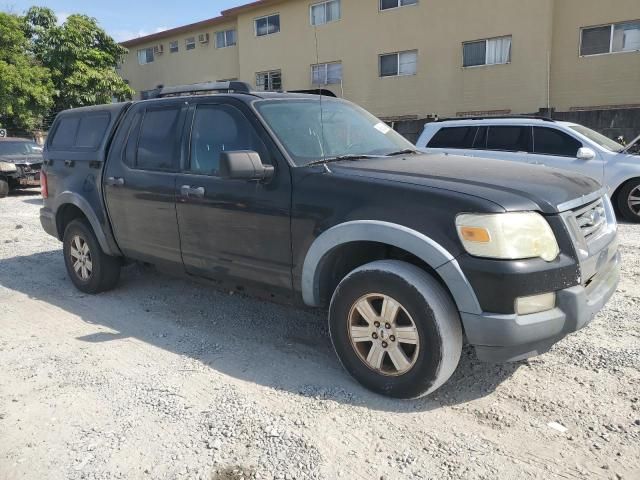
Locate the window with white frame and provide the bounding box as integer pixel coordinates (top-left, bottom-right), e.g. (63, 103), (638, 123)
(379, 50), (417, 77)
(169, 41), (179, 53)
(137, 47), (154, 65)
(185, 37), (196, 50)
(256, 70), (282, 91)
(463, 36), (512, 67)
(580, 21), (640, 56)
(255, 14), (280, 37)
(216, 29), (237, 48)
(380, 0), (417, 11)
(311, 62), (342, 85)
(311, 0), (341, 26)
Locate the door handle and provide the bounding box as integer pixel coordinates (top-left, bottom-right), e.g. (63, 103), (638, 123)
(180, 185), (205, 198)
(106, 176), (125, 186)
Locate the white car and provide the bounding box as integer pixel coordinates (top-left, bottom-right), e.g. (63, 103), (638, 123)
(416, 117), (640, 222)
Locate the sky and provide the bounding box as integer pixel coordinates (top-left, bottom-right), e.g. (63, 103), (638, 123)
(1, 0), (249, 42)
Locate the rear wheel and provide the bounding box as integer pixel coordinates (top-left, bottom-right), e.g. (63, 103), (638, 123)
(616, 179), (640, 223)
(0, 177), (8, 198)
(63, 219), (121, 293)
(329, 260), (462, 399)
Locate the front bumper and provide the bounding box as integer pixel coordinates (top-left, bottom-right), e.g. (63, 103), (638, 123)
(461, 250), (620, 362)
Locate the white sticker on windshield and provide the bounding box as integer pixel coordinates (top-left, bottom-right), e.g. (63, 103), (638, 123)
(374, 122), (391, 135)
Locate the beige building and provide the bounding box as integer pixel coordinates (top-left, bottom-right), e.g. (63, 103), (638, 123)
(119, 0), (640, 121)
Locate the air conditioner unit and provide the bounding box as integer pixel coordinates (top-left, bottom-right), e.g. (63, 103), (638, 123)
(198, 33), (210, 44)
(153, 44), (164, 54)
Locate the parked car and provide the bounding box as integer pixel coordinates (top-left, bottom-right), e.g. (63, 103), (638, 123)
(0, 137), (43, 197)
(416, 117), (640, 222)
(40, 82), (619, 399)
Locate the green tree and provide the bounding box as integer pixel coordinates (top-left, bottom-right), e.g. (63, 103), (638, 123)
(0, 11), (54, 131)
(24, 7), (134, 111)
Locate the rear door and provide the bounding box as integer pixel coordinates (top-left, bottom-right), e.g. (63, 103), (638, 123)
(175, 99), (292, 294)
(480, 125), (532, 163)
(104, 101), (187, 265)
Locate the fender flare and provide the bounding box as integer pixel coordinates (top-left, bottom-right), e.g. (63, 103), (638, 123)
(53, 192), (121, 256)
(301, 220), (482, 314)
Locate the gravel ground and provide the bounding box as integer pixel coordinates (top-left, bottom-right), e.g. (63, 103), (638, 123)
(0, 190), (639, 480)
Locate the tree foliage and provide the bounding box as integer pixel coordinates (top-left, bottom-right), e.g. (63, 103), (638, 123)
(0, 12), (54, 131)
(24, 7), (134, 111)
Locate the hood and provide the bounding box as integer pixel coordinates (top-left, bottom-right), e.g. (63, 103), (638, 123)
(622, 132), (640, 154)
(329, 153), (602, 213)
(0, 153), (43, 164)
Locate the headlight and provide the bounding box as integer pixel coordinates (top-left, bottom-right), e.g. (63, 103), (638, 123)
(455, 212), (559, 261)
(0, 161), (16, 172)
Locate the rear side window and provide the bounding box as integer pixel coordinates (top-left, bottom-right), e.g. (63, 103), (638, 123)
(533, 127), (582, 157)
(427, 127), (477, 149)
(50, 117), (80, 148)
(136, 107), (181, 170)
(123, 112), (142, 167)
(75, 114), (110, 149)
(486, 126), (530, 152)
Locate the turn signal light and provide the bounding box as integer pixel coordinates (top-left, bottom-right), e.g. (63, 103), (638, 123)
(459, 226), (490, 243)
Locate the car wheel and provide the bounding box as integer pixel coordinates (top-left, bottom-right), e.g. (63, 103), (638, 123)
(329, 260), (462, 399)
(63, 219), (121, 293)
(0, 177), (8, 198)
(616, 179), (640, 223)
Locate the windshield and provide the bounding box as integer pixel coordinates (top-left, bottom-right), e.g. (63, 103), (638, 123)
(254, 99), (414, 166)
(0, 141), (42, 156)
(569, 125), (625, 153)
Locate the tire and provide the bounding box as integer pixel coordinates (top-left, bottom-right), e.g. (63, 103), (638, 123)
(616, 179), (640, 223)
(329, 260), (462, 399)
(63, 219), (121, 293)
(0, 177), (8, 198)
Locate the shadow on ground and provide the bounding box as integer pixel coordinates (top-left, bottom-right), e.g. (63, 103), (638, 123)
(0, 249), (522, 412)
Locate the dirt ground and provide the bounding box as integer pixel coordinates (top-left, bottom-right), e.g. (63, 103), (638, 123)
(0, 190), (639, 480)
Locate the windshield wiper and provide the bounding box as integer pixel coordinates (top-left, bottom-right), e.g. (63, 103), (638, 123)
(305, 154), (378, 167)
(385, 149), (420, 156)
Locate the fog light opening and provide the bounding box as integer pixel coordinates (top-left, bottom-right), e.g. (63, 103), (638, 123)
(516, 292), (556, 315)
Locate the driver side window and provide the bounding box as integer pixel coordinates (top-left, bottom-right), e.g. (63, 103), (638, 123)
(533, 127), (582, 157)
(188, 104), (269, 175)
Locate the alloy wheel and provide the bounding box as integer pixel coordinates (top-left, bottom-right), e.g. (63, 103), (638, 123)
(627, 186), (640, 217)
(347, 293), (420, 376)
(69, 235), (92, 280)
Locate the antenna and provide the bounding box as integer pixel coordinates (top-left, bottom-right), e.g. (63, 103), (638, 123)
(313, 24), (326, 163)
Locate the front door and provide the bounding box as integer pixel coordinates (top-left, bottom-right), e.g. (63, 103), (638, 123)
(175, 100), (292, 294)
(104, 101), (186, 265)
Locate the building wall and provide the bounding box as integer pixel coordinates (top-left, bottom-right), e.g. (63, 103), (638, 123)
(118, 0), (639, 120)
(550, 0), (640, 111)
(119, 20), (240, 95)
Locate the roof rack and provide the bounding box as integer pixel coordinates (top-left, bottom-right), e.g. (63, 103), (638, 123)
(149, 81), (253, 99)
(436, 115), (555, 122)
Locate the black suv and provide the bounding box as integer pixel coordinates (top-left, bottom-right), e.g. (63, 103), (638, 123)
(40, 82), (619, 398)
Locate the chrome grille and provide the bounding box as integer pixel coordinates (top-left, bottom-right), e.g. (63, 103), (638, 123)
(573, 198), (606, 242)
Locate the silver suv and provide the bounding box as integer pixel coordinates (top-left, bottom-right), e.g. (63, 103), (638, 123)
(416, 117), (640, 222)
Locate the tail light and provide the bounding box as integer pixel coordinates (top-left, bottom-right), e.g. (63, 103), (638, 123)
(41, 170), (48, 198)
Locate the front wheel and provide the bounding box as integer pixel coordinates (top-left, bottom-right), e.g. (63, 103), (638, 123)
(63, 219), (121, 293)
(329, 260), (462, 399)
(0, 177), (8, 198)
(616, 179), (640, 223)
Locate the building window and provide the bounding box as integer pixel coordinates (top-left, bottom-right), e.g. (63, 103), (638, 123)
(185, 37), (196, 50)
(137, 47), (154, 65)
(256, 70), (282, 91)
(379, 50), (417, 77)
(463, 36), (512, 67)
(216, 29), (237, 48)
(311, 62), (342, 84)
(580, 21), (640, 56)
(169, 41), (179, 53)
(311, 0), (341, 26)
(255, 14), (280, 37)
(380, 0), (417, 11)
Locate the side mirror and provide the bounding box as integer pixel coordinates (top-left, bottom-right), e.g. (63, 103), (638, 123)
(219, 151), (274, 182)
(577, 147), (596, 160)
